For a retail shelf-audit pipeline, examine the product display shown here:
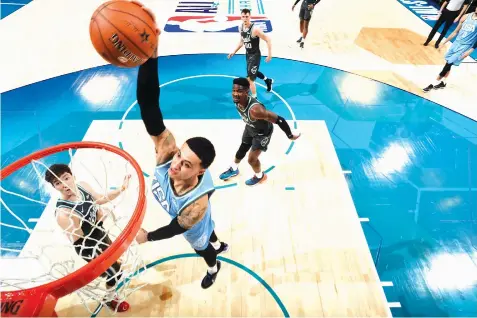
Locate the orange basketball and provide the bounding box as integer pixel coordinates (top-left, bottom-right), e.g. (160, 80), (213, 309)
(89, 0), (158, 68)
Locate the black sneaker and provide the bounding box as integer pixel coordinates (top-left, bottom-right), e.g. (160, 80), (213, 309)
(423, 84), (434, 92)
(300, 42), (304, 49)
(297, 37), (302, 43)
(423, 41), (429, 46)
(201, 261), (221, 289)
(265, 78), (273, 92)
(216, 242), (229, 254)
(434, 81), (446, 89)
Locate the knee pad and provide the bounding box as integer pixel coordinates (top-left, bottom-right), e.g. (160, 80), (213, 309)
(236, 143), (252, 160)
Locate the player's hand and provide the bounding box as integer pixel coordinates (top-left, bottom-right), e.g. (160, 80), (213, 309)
(289, 132), (301, 140)
(131, 1), (161, 58)
(308, 4), (314, 9)
(460, 50), (472, 60)
(120, 174), (131, 192)
(265, 56), (272, 62)
(228, 53), (235, 59)
(136, 228), (148, 244)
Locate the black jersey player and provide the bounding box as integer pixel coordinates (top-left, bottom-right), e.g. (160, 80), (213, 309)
(219, 77), (301, 186)
(228, 8), (273, 98)
(292, 0), (321, 48)
(45, 164), (131, 312)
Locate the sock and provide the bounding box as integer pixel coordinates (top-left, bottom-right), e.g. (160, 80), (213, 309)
(434, 80), (441, 85)
(231, 162), (238, 170)
(263, 76), (268, 81)
(208, 263), (218, 275)
(302, 37), (306, 43)
(255, 171), (263, 178)
(252, 93), (257, 98)
(211, 240), (221, 250)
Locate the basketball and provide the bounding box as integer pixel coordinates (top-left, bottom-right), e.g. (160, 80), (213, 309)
(89, 0), (158, 68)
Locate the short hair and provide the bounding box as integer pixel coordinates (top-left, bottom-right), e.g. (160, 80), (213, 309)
(186, 137), (216, 169)
(45, 164), (72, 185)
(233, 77), (250, 89)
(241, 8), (251, 15)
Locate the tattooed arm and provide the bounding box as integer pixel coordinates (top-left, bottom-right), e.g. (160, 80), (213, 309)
(177, 195), (209, 229)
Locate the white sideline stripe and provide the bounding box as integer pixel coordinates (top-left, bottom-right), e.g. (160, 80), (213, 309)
(381, 281), (394, 287)
(28, 218), (39, 223)
(388, 302), (401, 308)
(359, 218), (369, 222)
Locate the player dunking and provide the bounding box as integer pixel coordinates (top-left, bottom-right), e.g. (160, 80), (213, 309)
(228, 8), (274, 98)
(45, 164), (131, 312)
(133, 9), (229, 289)
(219, 77), (301, 186)
(292, 0), (321, 49)
(423, 7), (477, 92)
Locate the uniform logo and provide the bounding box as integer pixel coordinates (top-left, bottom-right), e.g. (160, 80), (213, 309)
(165, 16), (272, 33)
(151, 180), (170, 212)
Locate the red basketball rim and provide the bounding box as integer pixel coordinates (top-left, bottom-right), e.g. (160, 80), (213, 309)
(0, 141), (146, 317)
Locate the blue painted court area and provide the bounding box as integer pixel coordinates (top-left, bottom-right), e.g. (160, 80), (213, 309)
(0, 0), (33, 19)
(1, 54), (477, 317)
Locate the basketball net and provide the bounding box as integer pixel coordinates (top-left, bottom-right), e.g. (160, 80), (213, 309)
(0, 142), (147, 316)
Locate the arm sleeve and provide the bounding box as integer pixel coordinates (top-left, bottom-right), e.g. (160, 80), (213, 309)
(136, 57), (166, 136)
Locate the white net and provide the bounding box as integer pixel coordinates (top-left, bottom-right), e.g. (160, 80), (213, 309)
(0, 145), (148, 315)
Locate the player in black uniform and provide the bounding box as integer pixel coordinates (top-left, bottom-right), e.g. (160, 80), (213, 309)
(219, 77), (301, 186)
(45, 164), (131, 312)
(292, 0), (321, 48)
(228, 8), (274, 98)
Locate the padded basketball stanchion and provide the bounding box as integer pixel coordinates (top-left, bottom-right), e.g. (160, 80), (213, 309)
(0, 141), (147, 317)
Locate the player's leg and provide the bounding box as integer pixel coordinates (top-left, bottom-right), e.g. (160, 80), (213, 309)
(74, 231), (129, 312)
(251, 52), (273, 92)
(299, 14), (312, 49)
(255, 71), (273, 92)
(297, 6), (305, 43)
(245, 126), (273, 186)
(423, 62), (453, 92)
(209, 230), (229, 254)
(194, 243), (222, 289)
(219, 128), (252, 180)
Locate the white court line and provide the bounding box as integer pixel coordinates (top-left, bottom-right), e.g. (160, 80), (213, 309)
(388, 302), (401, 308)
(28, 218), (39, 223)
(343, 170), (352, 174)
(381, 281), (394, 287)
(359, 217), (369, 222)
(0, 2), (25, 5)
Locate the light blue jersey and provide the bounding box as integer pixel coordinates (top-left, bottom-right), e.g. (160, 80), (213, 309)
(151, 160), (215, 251)
(445, 13), (477, 66)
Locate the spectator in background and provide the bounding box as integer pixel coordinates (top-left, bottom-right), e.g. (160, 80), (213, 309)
(423, 0), (471, 48)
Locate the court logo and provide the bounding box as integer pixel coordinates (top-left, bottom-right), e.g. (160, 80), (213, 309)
(165, 1), (272, 33)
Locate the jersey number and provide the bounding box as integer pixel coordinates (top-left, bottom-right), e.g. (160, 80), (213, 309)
(151, 181), (170, 212)
(245, 43), (252, 49)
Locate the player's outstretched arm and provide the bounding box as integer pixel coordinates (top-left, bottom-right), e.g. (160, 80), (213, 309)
(250, 104), (301, 140)
(137, 57), (179, 165)
(135, 194), (208, 243)
(78, 175), (130, 205)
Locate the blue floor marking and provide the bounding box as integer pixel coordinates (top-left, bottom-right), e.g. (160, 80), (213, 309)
(90, 253), (290, 317)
